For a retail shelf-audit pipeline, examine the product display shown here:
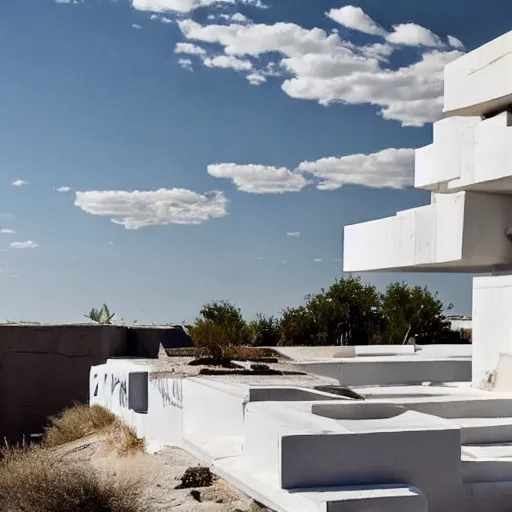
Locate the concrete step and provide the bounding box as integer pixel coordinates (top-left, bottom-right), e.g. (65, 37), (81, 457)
(455, 417), (512, 444)
(300, 485), (427, 512)
(214, 455), (426, 512)
(462, 443), (512, 483)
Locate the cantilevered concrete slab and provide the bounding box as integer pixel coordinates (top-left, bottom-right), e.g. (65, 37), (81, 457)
(343, 191), (512, 273)
(416, 112), (512, 193)
(444, 31), (512, 118)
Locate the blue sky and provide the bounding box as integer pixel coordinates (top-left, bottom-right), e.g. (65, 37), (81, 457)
(0, 0), (509, 324)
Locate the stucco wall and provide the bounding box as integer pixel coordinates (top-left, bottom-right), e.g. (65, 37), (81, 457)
(473, 275), (512, 389)
(0, 324), (192, 441)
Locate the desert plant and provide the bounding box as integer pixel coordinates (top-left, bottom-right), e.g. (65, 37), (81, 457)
(44, 404), (117, 448)
(107, 421), (145, 456)
(189, 319), (231, 360)
(0, 445), (144, 512)
(85, 304), (115, 324)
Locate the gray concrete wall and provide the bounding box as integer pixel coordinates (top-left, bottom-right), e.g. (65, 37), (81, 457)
(0, 324), (192, 441)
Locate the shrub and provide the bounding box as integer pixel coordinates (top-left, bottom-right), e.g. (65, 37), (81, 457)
(0, 446), (144, 512)
(189, 319), (231, 359)
(44, 404), (117, 448)
(107, 421), (145, 456)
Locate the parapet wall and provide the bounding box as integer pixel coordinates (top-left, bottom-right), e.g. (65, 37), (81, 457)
(0, 323), (191, 441)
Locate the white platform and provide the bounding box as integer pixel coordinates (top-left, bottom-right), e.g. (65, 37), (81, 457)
(91, 347), (512, 512)
(444, 31), (512, 117)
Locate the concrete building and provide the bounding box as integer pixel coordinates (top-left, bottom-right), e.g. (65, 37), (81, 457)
(90, 32), (512, 512)
(344, 30), (512, 390)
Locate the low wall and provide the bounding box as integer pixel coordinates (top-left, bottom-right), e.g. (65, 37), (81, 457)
(0, 324), (192, 441)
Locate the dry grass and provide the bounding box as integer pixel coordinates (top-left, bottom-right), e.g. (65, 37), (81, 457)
(107, 421), (146, 456)
(44, 403), (145, 457)
(44, 403), (117, 448)
(0, 445), (145, 512)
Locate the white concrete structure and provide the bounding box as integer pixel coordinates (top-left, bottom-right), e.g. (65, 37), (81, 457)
(90, 32), (512, 512)
(344, 30), (512, 388)
(91, 347), (512, 512)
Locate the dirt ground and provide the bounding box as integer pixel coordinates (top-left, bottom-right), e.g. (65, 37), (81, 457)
(53, 433), (255, 511)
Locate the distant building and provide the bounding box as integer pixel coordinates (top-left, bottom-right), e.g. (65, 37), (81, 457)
(447, 315), (472, 332)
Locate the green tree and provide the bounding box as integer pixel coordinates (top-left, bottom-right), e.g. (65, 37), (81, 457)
(322, 277), (382, 345)
(85, 304), (115, 325)
(248, 314), (280, 347)
(279, 305), (317, 346)
(380, 282), (451, 344)
(278, 277), (382, 346)
(197, 300), (249, 345)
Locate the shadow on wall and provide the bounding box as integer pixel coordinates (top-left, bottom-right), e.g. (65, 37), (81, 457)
(0, 324), (192, 442)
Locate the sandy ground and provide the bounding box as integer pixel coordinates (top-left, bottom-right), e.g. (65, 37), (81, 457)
(53, 433), (256, 511)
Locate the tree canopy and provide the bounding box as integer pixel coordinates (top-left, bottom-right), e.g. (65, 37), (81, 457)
(190, 277), (457, 350)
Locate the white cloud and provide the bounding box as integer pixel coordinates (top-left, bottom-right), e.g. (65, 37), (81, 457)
(281, 260), (287, 264)
(313, 258), (323, 263)
(10, 241), (39, 249)
(207, 163), (309, 194)
(286, 232), (300, 237)
(178, 9), (464, 126)
(327, 6), (386, 37)
(178, 58), (194, 70)
(150, 14), (173, 23)
(175, 42), (206, 56)
(132, 24), (143, 30)
(203, 54), (252, 71)
(132, 0), (266, 14)
(257, 256), (265, 260)
(281, 49), (462, 126)
(56, 186), (72, 193)
(74, 188), (228, 229)
(12, 179), (27, 187)
(328, 6), (444, 48)
(0, 229), (15, 234)
(246, 73), (266, 85)
(448, 35), (465, 50)
(297, 148), (414, 190)
(387, 23), (442, 47)
(208, 148), (414, 193)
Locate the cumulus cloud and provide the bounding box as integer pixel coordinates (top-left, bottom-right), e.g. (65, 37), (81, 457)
(203, 54), (252, 71)
(207, 148), (414, 193)
(150, 14), (173, 23)
(386, 24), (442, 47)
(132, 0), (266, 14)
(74, 188), (228, 229)
(132, 24), (143, 30)
(178, 7), (464, 126)
(12, 179), (27, 187)
(10, 241), (39, 249)
(0, 229), (15, 234)
(448, 35), (465, 50)
(178, 58), (194, 70)
(297, 148), (414, 190)
(287, 232), (300, 237)
(207, 163), (309, 194)
(175, 42), (206, 55)
(56, 186), (72, 193)
(328, 6), (445, 48)
(327, 6), (386, 36)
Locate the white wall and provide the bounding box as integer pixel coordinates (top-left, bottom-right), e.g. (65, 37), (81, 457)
(444, 30), (512, 117)
(415, 117), (480, 190)
(473, 275), (512, 389)
(343, 192), (465, 272)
